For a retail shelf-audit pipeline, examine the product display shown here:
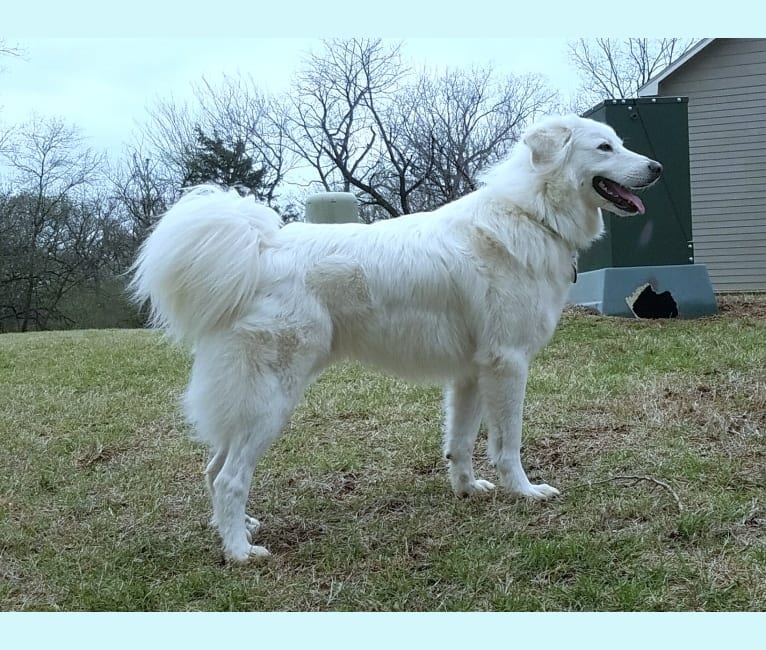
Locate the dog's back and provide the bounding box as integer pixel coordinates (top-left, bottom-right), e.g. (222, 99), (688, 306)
(259, 197), (483, 380)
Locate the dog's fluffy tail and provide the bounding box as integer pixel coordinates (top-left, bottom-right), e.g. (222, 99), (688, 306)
(130, 186), (282, 343)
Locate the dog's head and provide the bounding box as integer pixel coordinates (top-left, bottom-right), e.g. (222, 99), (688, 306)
(523, 115), (663, 217)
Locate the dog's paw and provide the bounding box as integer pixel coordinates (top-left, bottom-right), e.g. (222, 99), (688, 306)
(245, 516), (261, 543)
(516, 483), (561, 501)
(226, 544), (272, 564)
(455, 479), (496, 498)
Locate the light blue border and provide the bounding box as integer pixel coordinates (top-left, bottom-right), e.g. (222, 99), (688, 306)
(2, 613), (765, 649)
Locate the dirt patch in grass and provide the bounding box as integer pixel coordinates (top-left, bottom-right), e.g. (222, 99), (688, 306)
(565, 292), (766, 321)
(716, 293), (766, 320)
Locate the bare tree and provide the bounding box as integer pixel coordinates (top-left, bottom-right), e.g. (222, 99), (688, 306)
(192, 75), (300, 207)
(107, 141), (176, 263)
(568, 38), (695, 107)
(138, 39), (558, 223)
(139, 77), (299, 213)
(405, 66), (555, 208)
(0, 38), (21, 79)
(286, 39), (558, 220)
(140, 95), (199, 185)
(0, 39), (21, 59)
(0, 117), (105, 331)
(284, 38), (411, 218)
(0, 40), (22, 143)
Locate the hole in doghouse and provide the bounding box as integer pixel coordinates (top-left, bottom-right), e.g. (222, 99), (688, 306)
(626, 283), (679, 319)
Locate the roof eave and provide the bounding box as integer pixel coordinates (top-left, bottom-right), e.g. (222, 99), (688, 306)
(638, 38), (716, 97)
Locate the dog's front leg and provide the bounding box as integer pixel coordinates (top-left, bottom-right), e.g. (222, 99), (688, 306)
(479, 349), (560, 500)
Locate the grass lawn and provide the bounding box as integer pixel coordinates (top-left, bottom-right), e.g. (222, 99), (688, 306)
(1, 296), (764, 611)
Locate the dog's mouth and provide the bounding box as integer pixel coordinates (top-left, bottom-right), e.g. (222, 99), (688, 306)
(592, 177), (646, 215)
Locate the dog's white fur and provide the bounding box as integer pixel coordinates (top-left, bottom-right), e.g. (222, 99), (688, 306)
(131, 114), (661, 563)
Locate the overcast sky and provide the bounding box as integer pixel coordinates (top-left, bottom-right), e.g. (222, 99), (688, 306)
(0, 1), (751, 153)
(0, 37), (586, 152)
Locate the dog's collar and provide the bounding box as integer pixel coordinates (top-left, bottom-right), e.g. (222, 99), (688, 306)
(540, 222), (578, 284)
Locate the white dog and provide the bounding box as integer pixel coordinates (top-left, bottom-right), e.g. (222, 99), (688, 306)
(131, 114), (662, 563)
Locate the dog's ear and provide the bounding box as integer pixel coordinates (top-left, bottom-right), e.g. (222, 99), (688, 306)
(523, 124), (573, 171)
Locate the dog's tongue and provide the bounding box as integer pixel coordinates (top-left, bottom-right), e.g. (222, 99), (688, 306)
(609, 180), (645, 214)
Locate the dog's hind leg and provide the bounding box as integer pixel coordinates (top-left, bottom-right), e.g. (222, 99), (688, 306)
(205, 447), (261, 542)
(209, 410), (286, 563)
(186, 354), (307, 562)
(478, 349), (560, 500)
(204, 448), (226, 525)
(443, 377), (495, 497)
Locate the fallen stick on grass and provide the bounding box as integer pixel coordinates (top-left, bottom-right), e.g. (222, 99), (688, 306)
(572, 474), (685, 514)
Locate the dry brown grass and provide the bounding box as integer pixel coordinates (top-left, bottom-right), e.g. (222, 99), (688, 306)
(1, 295), (764, 610)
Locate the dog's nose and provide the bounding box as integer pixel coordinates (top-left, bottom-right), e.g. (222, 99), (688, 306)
(648, 160), (663, 176)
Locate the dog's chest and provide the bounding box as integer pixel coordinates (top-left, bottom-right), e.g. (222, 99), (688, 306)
(478, 263), (570, 351)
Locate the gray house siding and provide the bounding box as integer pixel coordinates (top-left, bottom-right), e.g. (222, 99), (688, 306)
(655, 38), (766, 291)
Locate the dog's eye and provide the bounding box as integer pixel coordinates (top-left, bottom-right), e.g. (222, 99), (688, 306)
(598, 143), (613, 152)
